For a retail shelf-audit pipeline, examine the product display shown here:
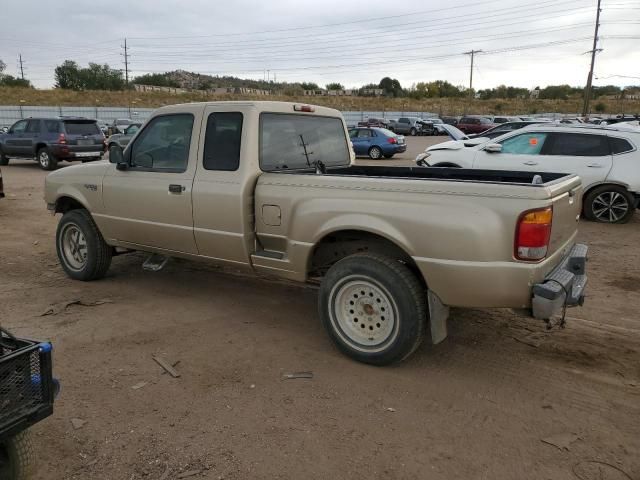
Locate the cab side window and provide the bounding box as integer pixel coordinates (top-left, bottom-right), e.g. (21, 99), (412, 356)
(203, 112), (243, 171)
(130, 114), (194, 172)
(499, 133), (547, 155)
(10, 120), (27, 134)
(25, 120), (41, 133)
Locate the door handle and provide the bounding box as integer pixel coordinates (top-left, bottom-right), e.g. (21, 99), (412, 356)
(523, 160), (538, 166)
(168, 184), (185, 194)
(587, 163), (602, 168)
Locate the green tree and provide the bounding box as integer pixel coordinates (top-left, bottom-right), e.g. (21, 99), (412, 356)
(594, 102), (606, 113)
(300, 82), (319, 90)
(0, 59), (33, 88)
(326, 82), (344, 90)
(379, 77), (403, 97)
(55, 60), (125, 91)
(133, 73), (180, 88)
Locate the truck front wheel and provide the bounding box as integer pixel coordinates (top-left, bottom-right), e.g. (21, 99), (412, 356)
(0, 431), (35, 480)
(56, 209), (112, 281)
(319, 253), (427, 365)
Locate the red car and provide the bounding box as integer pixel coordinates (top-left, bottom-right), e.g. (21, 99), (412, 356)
(457, 116), (495, 135)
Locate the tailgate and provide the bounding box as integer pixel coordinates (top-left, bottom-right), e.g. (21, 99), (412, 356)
(547, 177), (582, 255)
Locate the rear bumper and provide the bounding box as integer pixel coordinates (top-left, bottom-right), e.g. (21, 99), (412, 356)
(50, 145), (104, 160)
(532, 243), (588, 320)
(412, 234), (581, 309)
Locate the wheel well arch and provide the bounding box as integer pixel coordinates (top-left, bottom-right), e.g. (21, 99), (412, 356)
(308, 229), (426, 287)
(54, 195), (87, 214)
(431, 162), (462, 168)
(582, 181), (630, 199)
(35, 142), (47, 153)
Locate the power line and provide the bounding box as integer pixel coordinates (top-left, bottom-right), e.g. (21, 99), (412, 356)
(464, 50), (482, 105)
(121, 38), (130, 86)
(18, 54), (25, 80)
(130, 0), (590, 51)
(583, 0), (602, 116)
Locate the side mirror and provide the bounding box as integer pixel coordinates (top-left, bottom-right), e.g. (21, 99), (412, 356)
(484, 143), (502, 153)
(109, 146), (124, 164)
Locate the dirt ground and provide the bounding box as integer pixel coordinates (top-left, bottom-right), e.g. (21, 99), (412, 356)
(1, 136), (639, 480)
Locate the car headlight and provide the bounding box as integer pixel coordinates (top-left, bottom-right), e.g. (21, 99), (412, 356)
(415, 152), (431, 165)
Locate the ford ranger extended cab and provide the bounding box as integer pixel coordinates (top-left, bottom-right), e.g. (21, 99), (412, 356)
(44, 102), (588, 365)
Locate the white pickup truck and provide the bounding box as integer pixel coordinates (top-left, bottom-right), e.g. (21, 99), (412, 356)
(45, 102), (588, 365)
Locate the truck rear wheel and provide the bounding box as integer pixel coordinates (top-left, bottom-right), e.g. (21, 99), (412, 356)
(56, 209), (112, 281)
(318, 253), (427, 365)
(0, 431), (35, 480)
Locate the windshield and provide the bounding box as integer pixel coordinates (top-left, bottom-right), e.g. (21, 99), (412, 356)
(63, 121), (101, 135)
(260, 113), (350, 171)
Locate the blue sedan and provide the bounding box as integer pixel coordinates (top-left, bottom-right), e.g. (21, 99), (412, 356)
(348, 127), (407, 159)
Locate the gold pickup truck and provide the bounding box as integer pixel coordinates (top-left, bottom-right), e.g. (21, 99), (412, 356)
(45, 101), (588, 365)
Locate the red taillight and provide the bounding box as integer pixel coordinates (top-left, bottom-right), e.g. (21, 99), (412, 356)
(387, 137), (397, 144)
(515, 207), (553, 261)
(58, 133), (67, 144)
(293, 104), (315, 112)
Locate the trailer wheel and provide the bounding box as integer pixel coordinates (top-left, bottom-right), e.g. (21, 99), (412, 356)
(0, 431), (35, 480)
(319, 253), (427, 365)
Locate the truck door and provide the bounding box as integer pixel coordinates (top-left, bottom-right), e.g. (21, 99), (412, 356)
(24, 119), (42, 156)
(3, 120), (28, 156)
(191, 107), (253, 266)
(101, 112), (199, 254)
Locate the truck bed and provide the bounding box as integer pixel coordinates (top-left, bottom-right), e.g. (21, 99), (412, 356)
(277, 165), (572, 186)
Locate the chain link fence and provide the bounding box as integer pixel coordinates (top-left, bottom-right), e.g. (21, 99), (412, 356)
(0, 105), (585, 128)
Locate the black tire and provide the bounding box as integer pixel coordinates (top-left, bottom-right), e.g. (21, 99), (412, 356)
(0, 147), (9, 165)
(0, 431), (35, 480)
(583, 185), (635, 224)
(410, 127), (417, 136)
(56, 209), (112, 281)
(384, 154), (394, 159)
(318, 253), (427, 365)
(368, 146), (383, 160)
(37, 148), (57, 171)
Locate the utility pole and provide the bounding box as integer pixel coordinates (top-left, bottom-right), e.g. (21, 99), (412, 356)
(122, 38), (130, 86)
(18, 54), (25, 80)
(582, 0), (602, 118)
(464, 50), (482, 108)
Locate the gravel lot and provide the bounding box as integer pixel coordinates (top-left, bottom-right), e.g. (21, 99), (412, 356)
(1, 136), (639, 480)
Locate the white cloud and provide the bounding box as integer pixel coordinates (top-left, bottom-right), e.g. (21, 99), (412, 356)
(0, 0), (638, 89)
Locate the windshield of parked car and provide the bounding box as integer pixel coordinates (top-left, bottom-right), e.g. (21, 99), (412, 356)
(63, 121), (101, 135)
(260, 113), (350, 171)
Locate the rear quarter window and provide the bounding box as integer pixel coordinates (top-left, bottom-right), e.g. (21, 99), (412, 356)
(260, 113), (350, 171)
(546, 133), (609, 156)
(609, 137), (634, 155)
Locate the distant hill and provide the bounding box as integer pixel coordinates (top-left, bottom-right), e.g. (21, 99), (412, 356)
(148, 70), (290, 91)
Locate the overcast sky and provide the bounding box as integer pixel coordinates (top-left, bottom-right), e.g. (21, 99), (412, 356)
(1, 0), (638, 90)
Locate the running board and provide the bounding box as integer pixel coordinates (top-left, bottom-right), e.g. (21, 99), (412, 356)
(142, 254), (170, 272)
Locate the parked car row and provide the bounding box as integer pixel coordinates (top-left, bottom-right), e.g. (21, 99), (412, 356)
(415, 123), (640, 224)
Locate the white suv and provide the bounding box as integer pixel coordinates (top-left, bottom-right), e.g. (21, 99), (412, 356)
(416, 124), (640, 223)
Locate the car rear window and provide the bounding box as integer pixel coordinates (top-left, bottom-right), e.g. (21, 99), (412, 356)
(63, 121), (101, 135)
(260, 113), (350, 171)
(609, 137), (634, 155)
(460, 117), (478, 124)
